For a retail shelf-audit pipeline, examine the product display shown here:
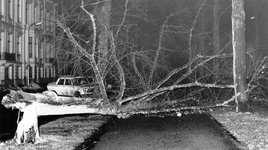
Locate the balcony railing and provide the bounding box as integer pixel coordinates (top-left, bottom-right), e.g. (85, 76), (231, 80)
(0, 52), (15, 61)
(0, 52), (21, 62)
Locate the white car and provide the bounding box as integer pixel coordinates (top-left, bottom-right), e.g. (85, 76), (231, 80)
(47, 75), (95, 97)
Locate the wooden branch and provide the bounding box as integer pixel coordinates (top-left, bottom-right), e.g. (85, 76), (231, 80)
(109, 32), (126, 102)
(115, 0), (129, 38)
(57, 5), (108, 102)
(119, 82), (234, 105)
(247, 56), (268, 86)
(156, 52), (232, 89)
(188, 0), (207, 71)
(155, 56), (200, 89)
(80, 1), (108, 101)
(81, 0), (97, 55)
(1, 90), (119, 116)
(94, 5), (127, 102)
(174, 53), (232, 85)
(120, 104), (230, 117)
(148, 15), (171, 87)
(132, 53), (147, 90)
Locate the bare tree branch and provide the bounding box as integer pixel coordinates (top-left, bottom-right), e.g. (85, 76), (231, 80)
(148, 14), (173, 88)
(188, 0), (207, 71)
(56, 1), (109, 102)
(119, 82), (234, 105)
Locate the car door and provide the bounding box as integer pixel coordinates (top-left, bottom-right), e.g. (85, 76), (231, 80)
(64, 78), (75, 96)
(55, 78), (65, 95)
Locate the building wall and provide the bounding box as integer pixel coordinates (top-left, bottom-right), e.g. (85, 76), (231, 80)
(0, 0), (57, 86)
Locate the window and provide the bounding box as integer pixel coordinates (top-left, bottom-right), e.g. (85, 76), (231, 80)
(26, 4), (28, 23)
(17, 0), (21, 22)
(16, 35), (20, 61)
(8, 0), (12, 19)
(16, 66), (19, 79)
(7, 37), (10, 53)
(57, 79), (64, 85)
(74, 78), (90, 85)
(35, 5), (38, 22)
(29, 67), (32, 79)
(8, 66), (12, 80)
(40, 67), (43, 78)
(65, 79), (72, 85)
(0, 66), (4, 83)
(29, 37), (32, 58)
(0, 0), (2, 17)
(35, 36), (37, 58)
(16, 36), (20, 52)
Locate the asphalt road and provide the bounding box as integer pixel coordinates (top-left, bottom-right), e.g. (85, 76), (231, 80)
(91, 113), (243, 150)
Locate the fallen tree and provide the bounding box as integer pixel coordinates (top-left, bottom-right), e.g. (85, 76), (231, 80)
(2, 0), (268, 145)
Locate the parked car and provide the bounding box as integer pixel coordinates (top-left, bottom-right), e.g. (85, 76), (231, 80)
(47, 75), (95, 97)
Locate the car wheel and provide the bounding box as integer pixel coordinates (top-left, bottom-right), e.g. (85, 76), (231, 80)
(74, 91), (81, 97)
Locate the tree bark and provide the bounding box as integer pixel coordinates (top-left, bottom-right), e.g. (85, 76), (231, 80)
(232, 0), (250, 112)
(15, 103), (40, 144)
(95, 0), (111, 77)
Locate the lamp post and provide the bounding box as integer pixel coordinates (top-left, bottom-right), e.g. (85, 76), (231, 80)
(27, 21), (42, 87)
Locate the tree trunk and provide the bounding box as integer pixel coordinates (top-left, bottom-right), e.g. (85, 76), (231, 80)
(95, 0), (111, 77)
(232, 0), (250, 112)
(15, 103), (40, 144)
(213, 0), (220, 76)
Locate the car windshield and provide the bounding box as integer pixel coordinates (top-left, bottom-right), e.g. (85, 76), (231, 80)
(73, 77), (92, 85)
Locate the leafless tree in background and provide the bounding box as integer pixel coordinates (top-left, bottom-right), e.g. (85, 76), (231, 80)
(53, 0), (268, 112)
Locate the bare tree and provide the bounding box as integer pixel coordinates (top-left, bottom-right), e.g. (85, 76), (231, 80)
(8, 0), (266, 112)
(39, 0), (266, 110)
(6, 0), (268, 144)
(232, 0), (250, 112)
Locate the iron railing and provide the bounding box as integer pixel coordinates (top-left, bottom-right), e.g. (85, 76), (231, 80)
(0, 52), (21, 62)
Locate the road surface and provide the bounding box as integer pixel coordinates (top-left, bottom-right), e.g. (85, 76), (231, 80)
(90, 113), (244, 150)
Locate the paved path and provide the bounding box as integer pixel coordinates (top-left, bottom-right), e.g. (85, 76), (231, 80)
(92, 113), (243, 150)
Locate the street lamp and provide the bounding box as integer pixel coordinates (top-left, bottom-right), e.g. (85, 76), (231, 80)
(27, 21), (42, 87)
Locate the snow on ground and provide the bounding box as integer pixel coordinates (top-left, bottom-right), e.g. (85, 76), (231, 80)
(0, 115), (112, 150)
(212, 100), (268, 150)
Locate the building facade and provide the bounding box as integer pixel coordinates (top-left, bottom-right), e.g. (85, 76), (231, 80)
(0, 0), (57, 86)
